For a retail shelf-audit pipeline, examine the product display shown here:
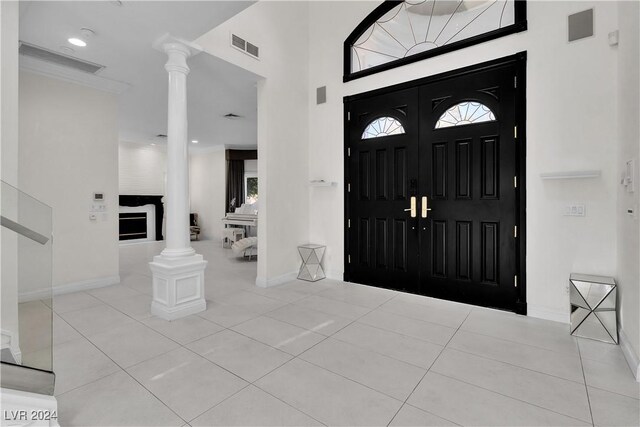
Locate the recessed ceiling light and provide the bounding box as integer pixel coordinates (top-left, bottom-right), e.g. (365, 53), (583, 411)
(68, 38), (86, 47)
(191, 140), (199, 144)
(151, 143), (156, 146)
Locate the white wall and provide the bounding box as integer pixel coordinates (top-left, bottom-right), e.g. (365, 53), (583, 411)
(197, 1), (310, 286)
(307, 1), (620, 321)
(1, 0), (21, 357)
(197, 2), (627, 322)
(616, 0), (640, 374)
(19, 71), (119, 292)
(190, 149), (226, 241)
(245, 159), (257, 174)
(119, 141), (166, 196)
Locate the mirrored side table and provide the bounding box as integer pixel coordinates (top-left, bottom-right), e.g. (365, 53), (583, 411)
(298, 244), (326, 282)
(570, 273), (618, 344)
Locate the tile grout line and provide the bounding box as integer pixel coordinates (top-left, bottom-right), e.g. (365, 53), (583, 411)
(443, 345), (588, 387)
(183, 305), (332, 426)
(140, 290), (330, 426)
(235, 290), (450, 373)
(53, 315), (190, 426)
(583, 383), (640, 401)
(231, 289), (401, 426)
(182, 335), (327, 425)
(429, 370), (594, 425)
(245, 290), (436, 425)
(53, 283), (267, 424)
(577, 340), (596, 426)
(385, 308), (474, 427)
(454, 325), (581, 359)
(382, 301), (582, 359)
(425, 310), (593, 425)
(53, 272), (621, 426)
(246, 297), (385, 426)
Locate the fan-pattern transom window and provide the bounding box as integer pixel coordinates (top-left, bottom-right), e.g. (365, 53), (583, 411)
(362, 117), (406, 139)
(436, 101), (496, 129)
(346, 0), (526, 80)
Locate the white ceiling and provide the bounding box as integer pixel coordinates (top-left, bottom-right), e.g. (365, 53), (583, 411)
(19, 1), (259, 149)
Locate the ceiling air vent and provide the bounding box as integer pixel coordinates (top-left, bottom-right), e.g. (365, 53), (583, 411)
(230, 33), (259, 60)
(19, 42), (105, 74)
(224, 113), (242, 120)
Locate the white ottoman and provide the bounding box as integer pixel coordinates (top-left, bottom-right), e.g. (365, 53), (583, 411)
(222, 227), (245, 248)
(232, 237), (258, 260)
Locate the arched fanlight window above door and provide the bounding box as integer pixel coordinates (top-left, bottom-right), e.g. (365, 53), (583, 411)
(362, 116), (406, 139)
(435, 101), (496, 129)
(345, 0), (527, 81)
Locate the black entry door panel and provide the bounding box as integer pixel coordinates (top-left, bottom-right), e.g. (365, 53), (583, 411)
(348, 88), (420, 293)
(345, 57), (524, 312)
(417, 66), (518, 310)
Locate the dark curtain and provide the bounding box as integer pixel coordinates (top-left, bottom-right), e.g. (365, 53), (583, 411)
(226, 159), (244, 212)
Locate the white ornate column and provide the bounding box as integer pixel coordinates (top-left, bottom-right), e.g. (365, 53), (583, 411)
(149, 35), (206, 320)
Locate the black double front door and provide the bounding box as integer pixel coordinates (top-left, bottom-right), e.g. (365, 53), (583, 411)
(345, 56), (525, 313)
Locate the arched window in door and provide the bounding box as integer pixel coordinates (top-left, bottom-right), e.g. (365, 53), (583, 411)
(362, 116), (406, 139)
(435, 101), (496, 129)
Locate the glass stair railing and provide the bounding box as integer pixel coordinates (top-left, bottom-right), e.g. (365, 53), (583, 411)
(1, 180), (55, 396)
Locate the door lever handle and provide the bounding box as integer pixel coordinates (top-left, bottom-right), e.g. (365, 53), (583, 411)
(421, 196), (432, 218)
(404, 196), (417, 218)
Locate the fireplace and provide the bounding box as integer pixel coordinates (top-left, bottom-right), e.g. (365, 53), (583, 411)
(119, 195), (164, 241)
(119, 205), (155, 242)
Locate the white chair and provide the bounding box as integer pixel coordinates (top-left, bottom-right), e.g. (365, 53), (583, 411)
(222, 227), (245, 248)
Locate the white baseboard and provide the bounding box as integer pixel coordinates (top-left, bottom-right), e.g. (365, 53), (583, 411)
(325, 270), (344, 281)
(18, 275), (121, 302)
(527, 304), (569, 324)
(619, 327), (640, 382)
(255, 271), (298, 288)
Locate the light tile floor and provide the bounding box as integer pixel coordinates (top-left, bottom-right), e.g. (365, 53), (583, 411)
(45, 241), (638, 426)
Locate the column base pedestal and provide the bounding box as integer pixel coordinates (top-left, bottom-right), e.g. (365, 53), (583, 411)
(149, 253), (207, 320)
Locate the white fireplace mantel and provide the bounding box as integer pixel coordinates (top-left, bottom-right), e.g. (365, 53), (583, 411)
(119, 204), (156, 243)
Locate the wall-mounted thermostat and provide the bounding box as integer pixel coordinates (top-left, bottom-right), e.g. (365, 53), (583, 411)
(94, 192), (105, 201)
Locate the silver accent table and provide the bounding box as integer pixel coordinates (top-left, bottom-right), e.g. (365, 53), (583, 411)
(298, 244), (326, 282)
(570, 273), (618, 344)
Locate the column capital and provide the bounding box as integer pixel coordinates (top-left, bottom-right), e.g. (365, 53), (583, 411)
(153, 33), (202, 74)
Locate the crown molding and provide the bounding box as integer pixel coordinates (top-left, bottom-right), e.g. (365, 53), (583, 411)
(19, 55), (131, 94)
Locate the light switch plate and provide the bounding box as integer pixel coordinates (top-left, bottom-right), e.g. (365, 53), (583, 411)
(625, 159), (635, 193)
(564, 204), (586, 216)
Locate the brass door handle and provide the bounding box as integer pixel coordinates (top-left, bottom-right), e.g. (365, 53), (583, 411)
(421, 196), (432, 218)
(404, 196), (417, 218)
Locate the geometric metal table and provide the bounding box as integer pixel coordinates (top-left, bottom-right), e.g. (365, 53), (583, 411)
(570, 273), (618, 344)
(297, 244), (326, 282)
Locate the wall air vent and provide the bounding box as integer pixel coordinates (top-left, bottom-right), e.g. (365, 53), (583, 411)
(230, 33), (259, 60)
(231, 34), (246, 51)
(246, 43), (259, 58)
(19, 42), (105, 74)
